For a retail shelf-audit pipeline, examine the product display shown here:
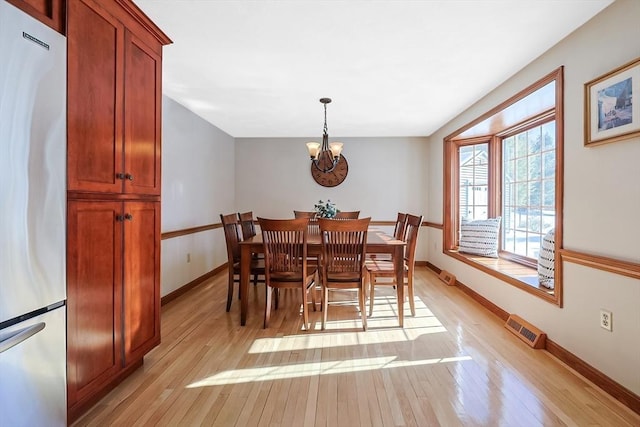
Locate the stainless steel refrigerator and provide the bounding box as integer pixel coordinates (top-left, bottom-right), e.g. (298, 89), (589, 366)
(0, 1), (67, 425)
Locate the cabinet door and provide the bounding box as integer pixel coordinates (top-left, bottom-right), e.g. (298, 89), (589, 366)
(67, 0), (124, 194)
(67, 201), (123, 407)
(123, 201), (161, 364)
(124, 33), (162, 195)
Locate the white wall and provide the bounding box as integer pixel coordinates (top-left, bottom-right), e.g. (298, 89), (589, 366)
(426, 0), (640, 395)
(161, 96), (235, 296)
(234, 136), (429, 261)
(234, 136), (428, 220)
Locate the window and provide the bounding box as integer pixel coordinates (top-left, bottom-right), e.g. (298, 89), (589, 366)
(502, 122), (556, 262)
(444, 68), (563, 305)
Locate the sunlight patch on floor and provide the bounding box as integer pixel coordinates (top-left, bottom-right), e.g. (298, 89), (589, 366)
(249, 294), (446, 353)
(186, 355), (473, 388)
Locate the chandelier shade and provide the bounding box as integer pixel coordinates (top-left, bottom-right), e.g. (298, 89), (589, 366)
(306, 98), (343, 173)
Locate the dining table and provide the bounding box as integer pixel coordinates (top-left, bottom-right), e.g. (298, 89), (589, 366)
(238, 228), (407, 327)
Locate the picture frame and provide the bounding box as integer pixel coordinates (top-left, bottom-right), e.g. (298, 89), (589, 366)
(584, 57), (639, 147)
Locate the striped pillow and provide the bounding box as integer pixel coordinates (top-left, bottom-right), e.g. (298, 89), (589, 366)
(459, 217), (501, 258)
(537, 228), (555, 289)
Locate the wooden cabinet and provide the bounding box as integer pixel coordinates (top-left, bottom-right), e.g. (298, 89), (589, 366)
(66, 201), (123, 407)
(65, 0), (170, 421)
(123, 201), (161, 363)
(66, 200), (161, 417)
(67, 0), (163, 196)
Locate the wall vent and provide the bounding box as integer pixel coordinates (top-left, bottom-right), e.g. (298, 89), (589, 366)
(504, 314), (546, 349)
(438, 270), (456, 286)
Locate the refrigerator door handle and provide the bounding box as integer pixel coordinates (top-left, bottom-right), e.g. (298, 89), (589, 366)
(0, 322), (46, 354)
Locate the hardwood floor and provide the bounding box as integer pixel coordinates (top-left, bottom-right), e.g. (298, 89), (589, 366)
(73, 267), (639, 426)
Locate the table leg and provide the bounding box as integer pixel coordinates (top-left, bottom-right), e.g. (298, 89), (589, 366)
(394, 245), (404, 328)
(240, 244), (251, 326)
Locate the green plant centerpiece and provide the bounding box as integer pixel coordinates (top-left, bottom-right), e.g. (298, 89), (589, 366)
(314, 199), (339, 218)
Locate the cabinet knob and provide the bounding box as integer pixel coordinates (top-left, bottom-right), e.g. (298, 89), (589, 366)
(125, 173), (134, 181)
(116, 173), (125, 180)
(116, 214), (125, 222)
(124, 213), (133, 221)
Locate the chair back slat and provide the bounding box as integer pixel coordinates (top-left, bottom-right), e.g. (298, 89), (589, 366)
(238, 211), (257, 240)
(293, 210), (317, 218)
(404, 214), (423, 265)
(258, 218), (309, 278)
(334, 211), (360, 219)
(220, 213), (242, 263)
(394, 212), (408, 241)
(319, 218), (370, 278)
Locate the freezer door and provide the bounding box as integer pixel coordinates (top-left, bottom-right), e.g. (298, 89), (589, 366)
(0, 306), (66, 426)
(0, 1), (67, 321)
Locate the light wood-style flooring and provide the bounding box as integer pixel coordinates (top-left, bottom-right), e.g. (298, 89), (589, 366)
(73, 267), (639, 426)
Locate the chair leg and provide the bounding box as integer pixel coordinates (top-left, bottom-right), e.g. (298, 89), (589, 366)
(408, 273), (415, 316)
(359, 285), (367, 331)
(226, 271), (234, 312)
(302, 285), (309, 330)
(368, 275), (376, 317)
(264, 285), (272, 328)
(310, 273), (318, 312)
(322, 286), (329, 330)
(253, 273), (258, 287)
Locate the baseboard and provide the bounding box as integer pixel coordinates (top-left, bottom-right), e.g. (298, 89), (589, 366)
(68, 358), (143, 424)
(545, 339), (640, 414)
(425, 262), (640, 416)
(161, 263), (228, 306)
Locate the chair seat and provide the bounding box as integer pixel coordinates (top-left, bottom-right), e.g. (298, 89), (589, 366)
(232, 258), (265, 273)
(326, 271), (363, 283)
(367, 213), (422, 320)
(270, 269), (317, 284)
(365, 259), (408, 275)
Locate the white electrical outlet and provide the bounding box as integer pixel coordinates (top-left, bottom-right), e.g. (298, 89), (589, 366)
(600, 310), (612, 331)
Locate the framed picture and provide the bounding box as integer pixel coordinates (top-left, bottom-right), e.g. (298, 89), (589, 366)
(584, 57), (639, 147)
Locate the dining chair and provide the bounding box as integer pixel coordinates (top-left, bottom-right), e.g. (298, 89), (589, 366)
(220, 213), (265, 312)
(258, 217), (317, 330)
(366, 213), (423, 318)
(393, 212), (409, 241)
(238, 211), (264, 261)
(293, 210), (316, 219)
(238, 211), (257, 239)
(318, 217), (371, 331)
(294, 210), (319, 235)
(368, 212), (407, 262)
(334, 211), (360, 219)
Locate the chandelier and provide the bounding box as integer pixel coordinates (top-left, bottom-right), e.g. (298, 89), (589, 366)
(306, 98), (343, 173)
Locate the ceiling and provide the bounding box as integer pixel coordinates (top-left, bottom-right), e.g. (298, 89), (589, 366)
(135, 0), (613, 138)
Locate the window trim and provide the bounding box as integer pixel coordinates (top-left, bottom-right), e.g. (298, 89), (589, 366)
(443, 67), (564, 306)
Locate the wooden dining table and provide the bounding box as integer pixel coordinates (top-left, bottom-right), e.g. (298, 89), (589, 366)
(238, 228), (407, 327)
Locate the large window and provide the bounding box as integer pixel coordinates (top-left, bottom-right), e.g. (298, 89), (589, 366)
(444, 68), (563, 305)
(502, 121), (556, 263)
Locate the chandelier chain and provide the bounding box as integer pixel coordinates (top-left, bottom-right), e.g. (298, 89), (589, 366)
(323, 103), (328, 135)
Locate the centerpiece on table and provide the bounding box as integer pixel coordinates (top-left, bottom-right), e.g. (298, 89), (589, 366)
(314, 199), (339, 218)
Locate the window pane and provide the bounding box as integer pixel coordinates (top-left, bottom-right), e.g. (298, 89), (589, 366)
(528, 181), (541, 206)
(502, 121), (556, 259)
(542, 151), (555, 179)
(528, 153), (541, 180)
(516, 133), (527, 157)
(528, 127), (541, 154)
(542, 121), (555, 151)
(459, 143), (488, 221)
(516, 158), (527, 182)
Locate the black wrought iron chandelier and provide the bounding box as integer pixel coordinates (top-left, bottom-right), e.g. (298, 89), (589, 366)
(306, 98), (343, 173)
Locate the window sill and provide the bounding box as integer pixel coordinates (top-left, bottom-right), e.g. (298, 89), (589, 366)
(445, 249), (558, 304)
